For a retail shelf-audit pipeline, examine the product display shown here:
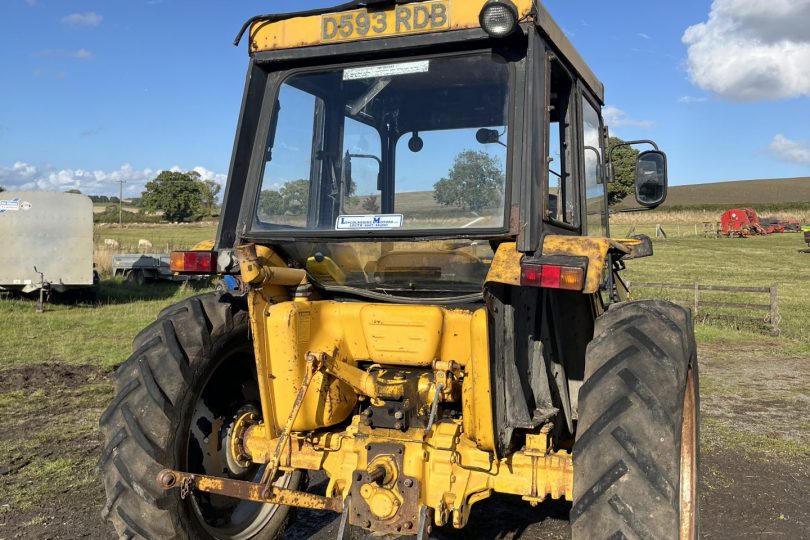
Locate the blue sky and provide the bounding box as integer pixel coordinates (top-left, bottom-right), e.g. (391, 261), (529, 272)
(0, 0), (808, 197)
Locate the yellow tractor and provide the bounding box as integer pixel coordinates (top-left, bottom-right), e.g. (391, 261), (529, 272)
(99, 1), (698, 538)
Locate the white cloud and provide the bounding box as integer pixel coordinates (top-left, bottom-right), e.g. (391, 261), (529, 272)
(61, 12), (103, 27)
(35, 48), (95, 60)
(683, 0), (810, 101)
(769, 134), (810, 165)
(678, 95), (709, 104)
(637, 33), (652, 40)
(177, 166), (227, 186)
(603, 106), (654, 128)
(73, 49), (94, 60)
(0, 162), (227, 196)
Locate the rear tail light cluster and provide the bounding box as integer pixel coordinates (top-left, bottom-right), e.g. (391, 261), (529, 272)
(170, 251), (217, 274)
(520, 262), (585, 291)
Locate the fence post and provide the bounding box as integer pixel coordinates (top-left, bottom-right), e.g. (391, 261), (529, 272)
(694, 283), (700, 317)
(769, 285), (780, 336)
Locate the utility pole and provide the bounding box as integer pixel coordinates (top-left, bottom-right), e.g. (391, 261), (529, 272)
(116, 179), (126, 226)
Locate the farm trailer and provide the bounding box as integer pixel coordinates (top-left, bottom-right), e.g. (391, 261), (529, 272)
(0, 191), (98, 299)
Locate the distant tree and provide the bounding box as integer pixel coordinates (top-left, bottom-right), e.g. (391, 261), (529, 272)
(279, 179), (310, 214)
(109, 196), (119, 204)
(433, 150), (504, 211)
(201, 179), (221, 218)
(65, 188), (82, 194)
(257, 179), (311, 218)
(0, 186), (5, 193)
(607, 136), (640, 206)
(258, 190), (285, 216)
(362, 194), (379, 213)
(94, 205), (159, 224)
(141, 170), (206, 222)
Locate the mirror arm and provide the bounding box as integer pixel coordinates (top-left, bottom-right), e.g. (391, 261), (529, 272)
(583, 145), (603, 183)
(346, 153), (384, 191)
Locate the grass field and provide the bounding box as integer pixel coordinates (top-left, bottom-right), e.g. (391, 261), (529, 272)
(93, 222), (217, 252)
(1, 218), (809, 537)
(621, 231), (810, 348)
(0, 279), (212, 370)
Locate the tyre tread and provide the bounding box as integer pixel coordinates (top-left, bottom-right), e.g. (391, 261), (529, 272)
(99, 292), (295, 539)
(572, 300), (697, 540)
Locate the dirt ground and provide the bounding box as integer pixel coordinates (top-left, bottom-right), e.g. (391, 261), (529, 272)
(1, 342), (808, 539)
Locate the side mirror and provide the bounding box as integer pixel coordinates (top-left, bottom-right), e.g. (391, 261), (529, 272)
(634, 150), (667, 208)
(476, 128), (506, 147)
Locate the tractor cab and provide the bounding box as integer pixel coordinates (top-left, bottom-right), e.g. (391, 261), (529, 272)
(215, 0), (667, 295)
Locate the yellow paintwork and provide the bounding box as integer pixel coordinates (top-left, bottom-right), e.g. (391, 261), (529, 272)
(238, 244), (308, 287)
(484, 241), (524, 286)
(250, 300), (495, 439)
(243, 418), (572, 529)
(462, 309), (496, 452)
(306, 255), (347, 285)
(321, 1), (450, 44)
(542, 235), (629, 293)
(190, 239), (215, 251)
(485, 237), (632, 294)
(239, 269), (572, 527)
(247, 0), (535, 53)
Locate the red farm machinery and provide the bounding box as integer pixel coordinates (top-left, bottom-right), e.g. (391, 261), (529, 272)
(720, 208), (801, 237)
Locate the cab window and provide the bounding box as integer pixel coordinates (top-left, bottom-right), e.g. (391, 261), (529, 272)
(581, 95), (607, 237)
(545, 56), (576, 225)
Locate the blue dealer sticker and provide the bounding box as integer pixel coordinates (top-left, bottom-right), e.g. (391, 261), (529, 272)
(0, 198), (21, 214)
(336, 214), (404, 230)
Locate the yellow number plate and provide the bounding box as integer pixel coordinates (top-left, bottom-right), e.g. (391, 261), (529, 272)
(321, 1), (450, 43)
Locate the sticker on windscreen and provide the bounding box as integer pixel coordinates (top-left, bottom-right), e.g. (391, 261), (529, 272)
(336, 214), (404, 230)
(343, 61), (429, 81)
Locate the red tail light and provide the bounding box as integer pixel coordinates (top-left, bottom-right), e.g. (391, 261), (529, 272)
(520, 262), (585, 291)
(170, 251), (217, 274)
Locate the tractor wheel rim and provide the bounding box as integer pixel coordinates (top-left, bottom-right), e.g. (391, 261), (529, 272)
(679, 368), (698, 540)
(186, 344), (290, 540)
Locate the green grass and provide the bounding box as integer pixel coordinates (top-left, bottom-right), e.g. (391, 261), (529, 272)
(0, 278), (214, 370)
(93, 222), (217, 251)
(622, 232), (810, 352)
(701, 417), (810, 462)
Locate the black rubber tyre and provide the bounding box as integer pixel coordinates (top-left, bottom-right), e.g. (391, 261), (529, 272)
(571, 300), (699, 540)
(98, 292), (302, 539)
(126, 269), (146, 286)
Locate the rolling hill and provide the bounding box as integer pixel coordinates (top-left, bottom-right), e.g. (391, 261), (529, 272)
(660, 177), (810, 208)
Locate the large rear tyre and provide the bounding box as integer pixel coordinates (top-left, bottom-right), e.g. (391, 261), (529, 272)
(98, 292), (302, 539)
(571, 300), (699, 540)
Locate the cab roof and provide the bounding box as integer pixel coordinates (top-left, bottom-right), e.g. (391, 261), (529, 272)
(236, 0), (604, 104)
